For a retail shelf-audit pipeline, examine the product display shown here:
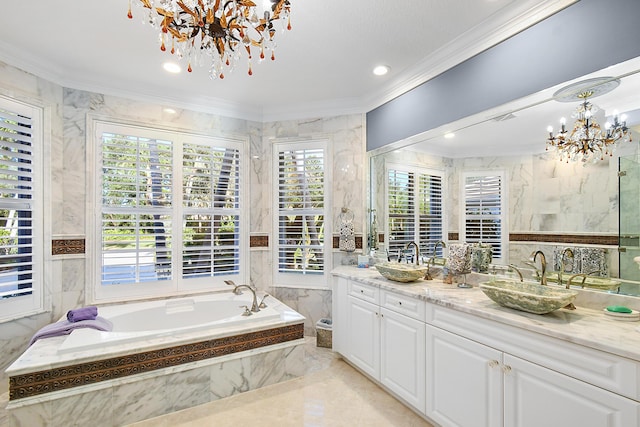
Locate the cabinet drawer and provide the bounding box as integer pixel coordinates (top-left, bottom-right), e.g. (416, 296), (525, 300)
(348, 280), (380, 304)
(381, 290), (426, 322)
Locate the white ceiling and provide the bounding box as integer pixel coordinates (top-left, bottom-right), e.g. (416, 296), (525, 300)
(0, 0), (574, 123)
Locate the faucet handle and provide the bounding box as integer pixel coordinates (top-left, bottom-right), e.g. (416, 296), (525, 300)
(239, 305), (252, 316)
(259, 294), (269, 309)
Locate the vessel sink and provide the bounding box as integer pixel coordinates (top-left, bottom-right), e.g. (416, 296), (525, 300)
(543, 272), (620, 291)
(479, 280), (578, 314)
(375, 262), (429, 283)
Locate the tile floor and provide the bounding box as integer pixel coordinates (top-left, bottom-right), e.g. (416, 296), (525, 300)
(0, 338), (434, 427)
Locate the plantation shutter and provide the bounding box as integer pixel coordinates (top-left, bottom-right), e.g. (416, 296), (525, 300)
(182, 143), (240, 277)
(464, 174), (503, 258)
(388, 167), (443, 258)
(101, 133), (173, 285)
(0, 105), (34, 298)
(277, 147), (325, 275)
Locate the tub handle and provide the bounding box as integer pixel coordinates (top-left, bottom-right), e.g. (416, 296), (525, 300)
(240, 305), (253, 316)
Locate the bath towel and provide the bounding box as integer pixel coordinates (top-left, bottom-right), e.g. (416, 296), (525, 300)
(66, 306), (98, 322)
(28, 316), (113, 346)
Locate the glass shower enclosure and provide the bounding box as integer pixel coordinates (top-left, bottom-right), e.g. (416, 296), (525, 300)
(619, 155), (640, 295)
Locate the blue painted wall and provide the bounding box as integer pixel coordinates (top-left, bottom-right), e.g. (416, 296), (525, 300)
(366, 0), (640, 151)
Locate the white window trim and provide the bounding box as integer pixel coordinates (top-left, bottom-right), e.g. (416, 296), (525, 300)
(0, 94), (49, 323)
(459, 170), (508, 264)
(272, 139), (332, 289)
(384, 161), (447, 257)
(86, 117), (249, 304)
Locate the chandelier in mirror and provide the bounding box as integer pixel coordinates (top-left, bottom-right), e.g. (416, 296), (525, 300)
(545, 77), (631, 163)
(128, 0), (292, 79)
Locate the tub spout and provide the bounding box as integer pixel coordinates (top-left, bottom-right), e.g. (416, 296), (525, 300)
(225, 280), (260, 312)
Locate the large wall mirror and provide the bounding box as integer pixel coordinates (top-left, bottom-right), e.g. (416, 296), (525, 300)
(368, 55), (640, 297)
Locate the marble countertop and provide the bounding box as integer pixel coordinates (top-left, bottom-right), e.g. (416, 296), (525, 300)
(332, 265), (640, 363)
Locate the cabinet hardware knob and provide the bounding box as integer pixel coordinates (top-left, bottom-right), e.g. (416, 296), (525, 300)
(502, 365), (512, 374)
(488, 360), (499, 368)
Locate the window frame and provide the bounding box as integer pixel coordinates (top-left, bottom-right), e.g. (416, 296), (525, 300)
(0, 94), (47, 322)
(87, 119), (248, 303)
(384, 162), (446, 261)
(459, 170), (508, 264)
(272, 140), (332, 289)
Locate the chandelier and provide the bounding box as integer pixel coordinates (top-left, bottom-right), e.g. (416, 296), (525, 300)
(545, 77), (631, 163)
(128, 0), (292, 79)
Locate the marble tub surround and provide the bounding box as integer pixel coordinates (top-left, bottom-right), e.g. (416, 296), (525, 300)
(332, 266), (640, 362)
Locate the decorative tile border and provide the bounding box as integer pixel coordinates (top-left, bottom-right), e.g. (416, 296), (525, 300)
(9, 323), (304, 401)
(52, 239), (85, 256)
(509, 233), (618, 246)
(250, 235), (269, 248)
(332, 235), (363, 250)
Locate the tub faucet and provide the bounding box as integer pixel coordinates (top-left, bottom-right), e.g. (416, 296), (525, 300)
(530, 250), (547, 286)
(559, 248), (574, 286)
(225, 280), (260, 312)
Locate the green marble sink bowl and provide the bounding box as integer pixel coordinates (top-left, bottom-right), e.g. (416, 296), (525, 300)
(375, 262), (429, 283)
(479, 280), (578, 314)
(543, 272), (621, 291)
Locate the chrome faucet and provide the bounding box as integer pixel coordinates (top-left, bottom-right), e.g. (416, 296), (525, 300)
(558, 248), (574, 286)
(225, 280), (260, 312)
(425, 240), (446, 280)
(406, 242), (420, 266)
(530, 250), (547, 286)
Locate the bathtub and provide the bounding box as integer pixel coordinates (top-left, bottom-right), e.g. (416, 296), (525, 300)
(57, 291), (286, 354)
(8, 291), (305, 425)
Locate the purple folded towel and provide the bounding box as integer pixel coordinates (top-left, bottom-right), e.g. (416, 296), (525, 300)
(28, 316), (113, 346)
(67, 306), (98, 322)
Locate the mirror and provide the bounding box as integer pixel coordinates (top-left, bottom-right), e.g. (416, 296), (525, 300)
(368, 56), (640, 296)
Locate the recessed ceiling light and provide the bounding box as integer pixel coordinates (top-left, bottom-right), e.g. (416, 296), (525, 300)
(373, 65), (390, 76)
(163, 62), (181, 74)
(444, 132), (455, 139)
(163, 108), (177, 114)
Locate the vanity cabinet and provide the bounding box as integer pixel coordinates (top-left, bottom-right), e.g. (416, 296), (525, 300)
(346, 294), (380, 378)
(339, 278), (427, 413)
(427, 305), (640, 427)
(426, 324), (503, 427)
(332, 272), (640, 427)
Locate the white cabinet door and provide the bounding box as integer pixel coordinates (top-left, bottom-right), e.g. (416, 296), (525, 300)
(426, 325), (503, 427)
(504, 354), (640, 427)
(331, 276), (349, 355)
(380, 307), (426, 414)
(347, 295), (380, 379)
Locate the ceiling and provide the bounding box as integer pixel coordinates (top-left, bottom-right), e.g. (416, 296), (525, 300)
(0, 0), (574, 123)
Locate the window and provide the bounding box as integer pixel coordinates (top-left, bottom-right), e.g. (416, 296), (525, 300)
(461, 171), (507, 262)
(92, 122), (245, 301)
(386, 164), (444, 260)
(0, 95), (44, 321)
(274, 141), (330, 287)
